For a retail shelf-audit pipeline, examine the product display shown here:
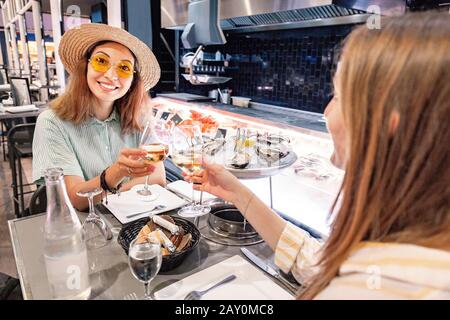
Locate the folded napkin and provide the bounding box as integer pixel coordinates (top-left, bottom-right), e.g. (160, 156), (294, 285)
(4, 104), (38, 113)
(154, 255), (293, 300)
(103, 184), (187, 224)
(166, 180), (217, 203)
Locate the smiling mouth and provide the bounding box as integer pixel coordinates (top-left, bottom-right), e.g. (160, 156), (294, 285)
(98, 82), (119, 91)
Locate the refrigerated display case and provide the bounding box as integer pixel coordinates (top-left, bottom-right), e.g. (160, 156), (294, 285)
(153, 97), (344, 237)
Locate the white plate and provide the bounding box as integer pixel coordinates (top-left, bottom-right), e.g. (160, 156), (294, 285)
(103, 184), (188, 224)
(154, 255), (293, 300)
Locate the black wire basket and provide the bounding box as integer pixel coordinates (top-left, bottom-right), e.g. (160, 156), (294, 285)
(118, 216), (200, 272)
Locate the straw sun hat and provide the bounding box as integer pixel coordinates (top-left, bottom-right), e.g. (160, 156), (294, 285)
(58, 23), (161, 91)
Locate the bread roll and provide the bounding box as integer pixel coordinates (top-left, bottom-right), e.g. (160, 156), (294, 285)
(176, 233), (192, 252)
(161, 248), (171, 256)
(136, 225), (152, 244)
(171, 228), (185, 248)
(146, 215), (176, 233)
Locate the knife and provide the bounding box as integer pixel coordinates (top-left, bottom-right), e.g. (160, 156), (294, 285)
(240, 247), (299, 295)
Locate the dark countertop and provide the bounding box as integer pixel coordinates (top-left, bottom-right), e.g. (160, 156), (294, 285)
(200, 101), (328, 134)
(155, 94), (328, 134)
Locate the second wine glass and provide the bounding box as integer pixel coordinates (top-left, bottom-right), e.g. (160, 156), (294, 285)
(171, 124), (211, 219)
(136, 120), (170, 200)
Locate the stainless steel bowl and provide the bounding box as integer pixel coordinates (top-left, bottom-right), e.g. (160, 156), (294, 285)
(208, 206), (258, 239)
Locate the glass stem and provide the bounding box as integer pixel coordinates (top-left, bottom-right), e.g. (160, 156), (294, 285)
(88, 194), (96, 218)
(191, 181), (196, 206)
(199, 190), (204, 205)
(144, 175), (149, 191)
(144, 282), (151, 300)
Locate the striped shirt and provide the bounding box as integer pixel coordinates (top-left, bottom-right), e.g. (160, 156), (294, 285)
(32, 109), (140, 184)
(275, 222), (450, 299)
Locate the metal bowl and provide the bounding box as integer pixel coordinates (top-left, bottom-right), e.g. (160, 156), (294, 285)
(208, 206), (258, 239)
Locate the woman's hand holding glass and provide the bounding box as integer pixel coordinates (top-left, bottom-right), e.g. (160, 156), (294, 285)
(115, 148), (156, 179)
(184, 161), (244, 205)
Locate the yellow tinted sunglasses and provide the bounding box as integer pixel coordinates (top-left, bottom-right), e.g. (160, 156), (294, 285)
(89, 53), (136, 79)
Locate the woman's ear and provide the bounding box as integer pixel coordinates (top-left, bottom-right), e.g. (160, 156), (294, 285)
(389, 110), (400, 136)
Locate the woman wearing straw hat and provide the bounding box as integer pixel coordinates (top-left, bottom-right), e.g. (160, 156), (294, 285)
(32, 23), (165, 211)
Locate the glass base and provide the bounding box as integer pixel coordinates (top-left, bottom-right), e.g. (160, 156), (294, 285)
(177, 204), (211, 218)
(131, 184), (159, 202)
(137, 191), (159, 202)
(83, 219), (111, 249)
(85, 233), (108, 250)
(137, 189), (152, 196)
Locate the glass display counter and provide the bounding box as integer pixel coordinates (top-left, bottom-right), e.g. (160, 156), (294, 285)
(153, 97), (344, 237)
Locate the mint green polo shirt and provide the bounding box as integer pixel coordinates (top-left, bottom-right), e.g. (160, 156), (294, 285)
(32, 109), (141, 184)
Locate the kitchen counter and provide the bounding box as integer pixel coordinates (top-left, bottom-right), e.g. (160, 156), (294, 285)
(154, 95), (329, 139)
(197, 101), (328, 134)
(155, 94), (328, 134)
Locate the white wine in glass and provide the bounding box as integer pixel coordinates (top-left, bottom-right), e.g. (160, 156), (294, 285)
(171, 149), (203, 175)
(141, 143), (169, 164)
(137, 121), (170, 198)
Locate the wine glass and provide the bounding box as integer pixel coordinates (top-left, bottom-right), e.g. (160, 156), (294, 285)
(77, 188), (112, 250)
(136, 120), (170, 200)
(171, 124), (211, 219)
(128, 237), (162, 300)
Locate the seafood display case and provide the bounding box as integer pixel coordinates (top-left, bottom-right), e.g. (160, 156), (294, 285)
(153, 97), (344, 237)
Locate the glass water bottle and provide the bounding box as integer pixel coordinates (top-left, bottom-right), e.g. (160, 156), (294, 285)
(43, 168), (91, 300)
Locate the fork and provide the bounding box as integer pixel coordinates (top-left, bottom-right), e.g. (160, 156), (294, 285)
(123, 292), (138, 300)
(183, 274), (237, 300)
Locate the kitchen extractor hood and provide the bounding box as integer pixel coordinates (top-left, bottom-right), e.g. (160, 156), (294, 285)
(162, 0), (407, 33)
(181, 0), (226, 49)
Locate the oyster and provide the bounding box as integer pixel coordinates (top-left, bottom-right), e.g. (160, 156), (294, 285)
(256, 144), (289, 163)
(203, 138), (226, 156)
(229, 152), (251, 169)
(257, 133), (290, 146)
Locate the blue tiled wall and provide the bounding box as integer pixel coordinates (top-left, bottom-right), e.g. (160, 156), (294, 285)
(179, 25), (353, 114)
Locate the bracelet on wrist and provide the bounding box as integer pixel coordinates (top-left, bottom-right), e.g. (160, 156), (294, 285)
(100, 167), (123, 205)
(243, 193), (255, 218)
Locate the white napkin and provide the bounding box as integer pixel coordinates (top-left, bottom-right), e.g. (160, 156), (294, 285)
(4, 104), (38, 113)
(154, 255), (293, 300)
(167, 180), (217, 202)
(103, 184), (187, 224)
(166, 180), (217, 203)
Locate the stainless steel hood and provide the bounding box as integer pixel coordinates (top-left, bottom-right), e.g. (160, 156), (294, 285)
(161, 0), (404, 32)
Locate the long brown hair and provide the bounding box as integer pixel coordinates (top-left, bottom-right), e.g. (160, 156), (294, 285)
(300, 12), (450, 299)
(50, 41), (151, 133)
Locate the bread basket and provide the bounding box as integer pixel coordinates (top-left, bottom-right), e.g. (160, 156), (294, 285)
(118, 216), (200, 272)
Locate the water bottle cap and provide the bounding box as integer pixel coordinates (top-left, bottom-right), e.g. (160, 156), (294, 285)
(44, 168), (64, 181)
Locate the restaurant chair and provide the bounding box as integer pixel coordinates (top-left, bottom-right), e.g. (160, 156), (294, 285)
(1, 120), (7, 161)
(26, 184), (47, 216)
(0, 273), (22, 300)
(7, 123), (36, 217)
(1, 117), (35, 161)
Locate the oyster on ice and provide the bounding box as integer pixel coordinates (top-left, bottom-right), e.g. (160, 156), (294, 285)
(256, 144), (289, 163)
(229, 152), (251, 169)
(203, 138), (226, 156)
